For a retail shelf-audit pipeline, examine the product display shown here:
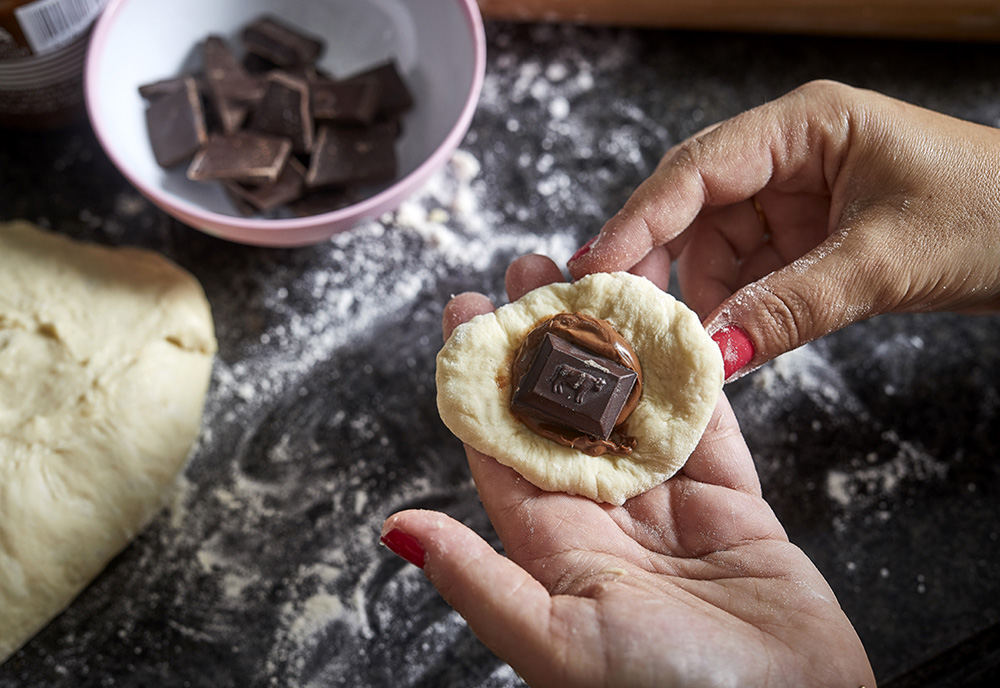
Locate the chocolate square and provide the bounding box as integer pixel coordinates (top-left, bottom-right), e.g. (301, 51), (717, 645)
(144, 76), (207, 168)
(286, 187), (360, 217)
(242, 15), (323, 68)
(511, 333), (638, 439)
(225, 156), (307, 213)
(305, 124), (397, 188)
(203, 35), (264, 102)
(203, 35), (264, 135)
(247, 72), (314, 153)
(187, 131), (292, 184)
(342, 61), (413, 118)
(139, 75), (196, 101)
(311, 77), (380, 125)
(223, 186), (259, 217)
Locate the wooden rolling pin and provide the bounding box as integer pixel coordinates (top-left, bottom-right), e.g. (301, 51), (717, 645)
(476, 0), (1000, 40)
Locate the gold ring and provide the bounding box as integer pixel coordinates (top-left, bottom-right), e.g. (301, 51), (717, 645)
(751, 195), (770, 239)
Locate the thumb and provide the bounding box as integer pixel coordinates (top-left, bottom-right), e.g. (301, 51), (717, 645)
(703, 226), (887, 381)
(380, 510), (555, 667)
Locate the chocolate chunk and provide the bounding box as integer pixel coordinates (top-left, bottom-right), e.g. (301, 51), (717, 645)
(242, 52), (279, 75)
(187, 131), (291, 184)
(139, 75), (195, 101)
(203, 35), (264, 135)
(203, 35), (264, 102)
(144, 76), (207, 168)
(210, 96), (250, 138)
(141, 16), (415, 216)
(247, 72), (313, 153)
(286, 186), (360, 217)
(306, 124), (397, 188)
(511, 333), (638, 440)
(225, 157), (307, 212)
(311, 78), (380, 124)
(223, 186), (259, 217)
(342, 61), (413, 118)
(242, 15), (323, 68)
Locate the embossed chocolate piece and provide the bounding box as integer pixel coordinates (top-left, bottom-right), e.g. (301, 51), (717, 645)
(511, 333), (637, 440)
(144, 76), (207, 168)
(509, 312), (644, 456)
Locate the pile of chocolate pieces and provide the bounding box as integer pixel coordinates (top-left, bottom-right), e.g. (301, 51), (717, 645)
(141, 15), (413, 217)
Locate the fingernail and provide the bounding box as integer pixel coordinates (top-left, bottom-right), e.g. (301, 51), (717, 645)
(380, 529), (426, 569)
(711, 326), (755, 380)
(569, 235), (598, 263)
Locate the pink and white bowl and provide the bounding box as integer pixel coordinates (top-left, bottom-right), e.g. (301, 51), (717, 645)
(85, 0), (485, 247)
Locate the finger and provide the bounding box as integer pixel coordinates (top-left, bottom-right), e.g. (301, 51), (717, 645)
(567, 81), (851, 280)
(627, 244), (671, 292)
(702, 222), (889, 380)
(674, 202), (767, 319)
(505, 254), (565, 301)
(465, 447), (617, 551)
(442, 292), (495, 341)
(614, 393), (770, 556)
(680, 392), (760, 496)
(461, 445), (660, 592)
(380, 510), (559, 672)
(677, 193), (832, 320)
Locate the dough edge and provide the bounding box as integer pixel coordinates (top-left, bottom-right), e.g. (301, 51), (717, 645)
(436, 272), (723, 505)
(0, 220), (217, 662)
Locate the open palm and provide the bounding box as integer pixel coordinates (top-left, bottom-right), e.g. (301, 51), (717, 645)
(383, 255), (875, 687)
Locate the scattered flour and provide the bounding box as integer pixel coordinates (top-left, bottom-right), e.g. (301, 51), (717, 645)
(826, 436), (949, 509)
(736, 337), (953, 535)
(748, 344), (870, 421)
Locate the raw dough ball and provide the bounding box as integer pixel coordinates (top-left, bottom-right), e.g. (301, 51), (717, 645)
(0, 221), (217, 662)
(436, 272), (723, 504)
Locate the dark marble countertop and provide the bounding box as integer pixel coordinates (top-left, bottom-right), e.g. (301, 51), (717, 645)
(2, 20), (999, 688)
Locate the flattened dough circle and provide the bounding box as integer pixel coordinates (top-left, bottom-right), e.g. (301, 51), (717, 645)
(0, 221), (217, 662)
(436, 272), (723, 505)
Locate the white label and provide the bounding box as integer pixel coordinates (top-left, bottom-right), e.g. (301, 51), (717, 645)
(14, 0), (108, 55)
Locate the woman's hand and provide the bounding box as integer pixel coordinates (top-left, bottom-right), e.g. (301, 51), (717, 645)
(568, 80), (1000, 379)
(381, 255), (876, 688)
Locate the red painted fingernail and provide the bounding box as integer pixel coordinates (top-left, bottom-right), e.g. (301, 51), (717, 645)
(569, 235), (598, 263)
(380, 529), (426, 569)
(711, 326), (755, 380)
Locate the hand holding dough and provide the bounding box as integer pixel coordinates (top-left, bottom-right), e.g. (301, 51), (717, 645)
(436, 272), (723, 504)
(0, 221), (216, 662)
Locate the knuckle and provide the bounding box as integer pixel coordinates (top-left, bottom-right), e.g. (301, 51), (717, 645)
(793, 78), (846, 98)
(664, 136), (712, 203)
(756, 284), (822, 351)
(668, 136), (704, 172)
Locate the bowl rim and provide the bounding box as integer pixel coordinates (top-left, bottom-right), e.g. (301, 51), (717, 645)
(84, 0), (486, 239)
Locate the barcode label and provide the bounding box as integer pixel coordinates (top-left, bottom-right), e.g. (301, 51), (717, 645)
(14, 0), (108, 55)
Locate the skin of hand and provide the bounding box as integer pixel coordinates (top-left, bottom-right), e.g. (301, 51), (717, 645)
(567, 79), (1000, 380)
(381, 254), (877, 688)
